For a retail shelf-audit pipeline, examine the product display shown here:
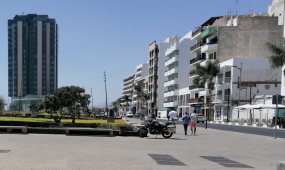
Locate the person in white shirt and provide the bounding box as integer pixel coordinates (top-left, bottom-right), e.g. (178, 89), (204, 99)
(168, 109), (178, 120)
(190, 110), (198, 135)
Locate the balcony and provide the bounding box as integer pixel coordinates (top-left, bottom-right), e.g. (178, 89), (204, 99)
(201, 43), (217, 53)
(165, 67), (178, 77)
(188, 69), (197, 77)
(191, 27), (204, 40)
(217, 77), (231, 85)
(188, 98), (204, 103)
(189, 85), (205, 90)
(165, 43), (178, 56)
(190, 54), (206, 65)
(163, 101), (178, 108)
(201, 27), (218, 39)
(164, 78), (178, 87)
(190, 41), (206, 52)
(164, 90), (178, 97)
(165, 55), (178, 67)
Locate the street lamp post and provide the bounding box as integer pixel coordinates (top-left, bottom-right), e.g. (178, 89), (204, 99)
(103, 71), (108, 116)
(232, 63), (242, 119)
(18, 79), (23, 113)
(91, 87), (94, 113)
(227, 88), (230, 122)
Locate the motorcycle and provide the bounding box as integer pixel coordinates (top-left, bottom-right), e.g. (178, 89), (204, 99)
(138, 116), (178, 138)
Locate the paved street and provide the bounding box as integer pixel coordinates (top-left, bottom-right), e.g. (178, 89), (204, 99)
(0, 119), (284, 170)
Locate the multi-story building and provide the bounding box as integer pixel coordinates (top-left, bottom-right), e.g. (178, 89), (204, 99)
(148, 38), (176, 116)
(8, 14), (58, 111)
(217, 58), (281, 121)
(131, 63), (148, 113)
(162, 33), (195, 118)
(120, 74), (135, 112)
(189, 15), (283, 121)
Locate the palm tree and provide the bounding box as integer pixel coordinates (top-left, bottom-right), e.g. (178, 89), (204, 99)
(194, 60), (220, 121)
(134, 84), (144, 112)
(265, 38), (285, 69)
(141, 93), (150, 114)
(123, 95), (131, 111)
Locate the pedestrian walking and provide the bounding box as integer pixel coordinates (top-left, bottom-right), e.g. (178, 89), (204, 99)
(168, 109), (178, 121)
(182, 112), (190, 135)
(190, 110), (198, 135)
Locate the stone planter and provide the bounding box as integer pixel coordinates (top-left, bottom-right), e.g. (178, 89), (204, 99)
(119, 126), (126, 135)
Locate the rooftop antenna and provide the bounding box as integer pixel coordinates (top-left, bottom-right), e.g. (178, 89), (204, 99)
(248, 0), (253, 15)
(227, 8), (233, 26)
(236, 0), (238, 17)
(227, 8), (233, 16)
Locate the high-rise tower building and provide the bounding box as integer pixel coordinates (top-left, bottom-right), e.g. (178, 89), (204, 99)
(8, 14), (58, 111)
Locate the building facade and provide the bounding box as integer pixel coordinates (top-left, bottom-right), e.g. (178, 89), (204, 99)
(162, 33), (195, 118)
(189, 15), (282, 121)
(120, 74), (135, 112)
(8, 14), (58, 111)
(131, 63), (148, 114)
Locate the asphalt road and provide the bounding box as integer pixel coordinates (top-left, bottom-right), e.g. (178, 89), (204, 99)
(151, 118), (285, 139)
(200, 122), (285, 139)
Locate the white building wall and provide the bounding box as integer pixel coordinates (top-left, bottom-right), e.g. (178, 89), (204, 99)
(219, 58), (282, 122)
(177, 32), (195, 88)
(157, 42), (173, 112)
(281, 1), (285, 97)
(268, 0), (284, 25)
(158, 32), (195, 115)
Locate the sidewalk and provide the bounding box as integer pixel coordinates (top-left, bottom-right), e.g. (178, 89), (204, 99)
(0, 118), (284, 169)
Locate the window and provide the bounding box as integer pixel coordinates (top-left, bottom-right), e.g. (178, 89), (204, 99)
(224, 88), (230, 101)
(217, 73), (223, 84)
(225, 71), (231, 83)
(217, 90), (222, 100)
(209, 53), (213, 60)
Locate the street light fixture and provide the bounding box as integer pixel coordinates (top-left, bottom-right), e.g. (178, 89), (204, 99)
(232, 63), (242, 119)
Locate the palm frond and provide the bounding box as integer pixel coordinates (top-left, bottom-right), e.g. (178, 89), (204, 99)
(265, 38), (285, 68)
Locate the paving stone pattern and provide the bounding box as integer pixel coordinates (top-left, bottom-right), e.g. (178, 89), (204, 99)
(201, 156), (253, 168)
(0, 121), (283, 170)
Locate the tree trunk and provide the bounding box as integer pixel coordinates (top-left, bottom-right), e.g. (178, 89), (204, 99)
(72, 110), (76, 124)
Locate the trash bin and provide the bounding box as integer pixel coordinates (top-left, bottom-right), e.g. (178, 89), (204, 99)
(119, 126), (126, 135)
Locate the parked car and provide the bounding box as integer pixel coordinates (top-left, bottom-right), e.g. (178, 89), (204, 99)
(197, 114), (206, 123)
(126, 111), (133, 117)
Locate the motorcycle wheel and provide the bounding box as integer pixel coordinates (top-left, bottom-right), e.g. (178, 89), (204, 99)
(162, 129), (173, 138)
(138, 128), (148, 138)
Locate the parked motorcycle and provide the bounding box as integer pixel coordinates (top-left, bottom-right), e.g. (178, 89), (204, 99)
(138, 116), (178, 138)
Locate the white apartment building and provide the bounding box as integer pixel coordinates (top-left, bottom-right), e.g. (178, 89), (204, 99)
(159, 32), (195, 118)
(121, 74), (135, 112)
(268, 0), (284, 25)
(217, 58), (281, 122)
(131, 63), (148, 114)
(148, 39), (175, 116)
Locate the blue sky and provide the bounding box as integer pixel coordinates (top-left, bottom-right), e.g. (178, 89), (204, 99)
(0, 0), (272, 108)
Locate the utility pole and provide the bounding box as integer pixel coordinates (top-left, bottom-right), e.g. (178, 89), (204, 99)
(232, 62), (242, 120)
(91, 87), (93, 112)
(103, 71), (108, 116)
(227, 87), (230, 122)
(236, 0), (238, 17)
